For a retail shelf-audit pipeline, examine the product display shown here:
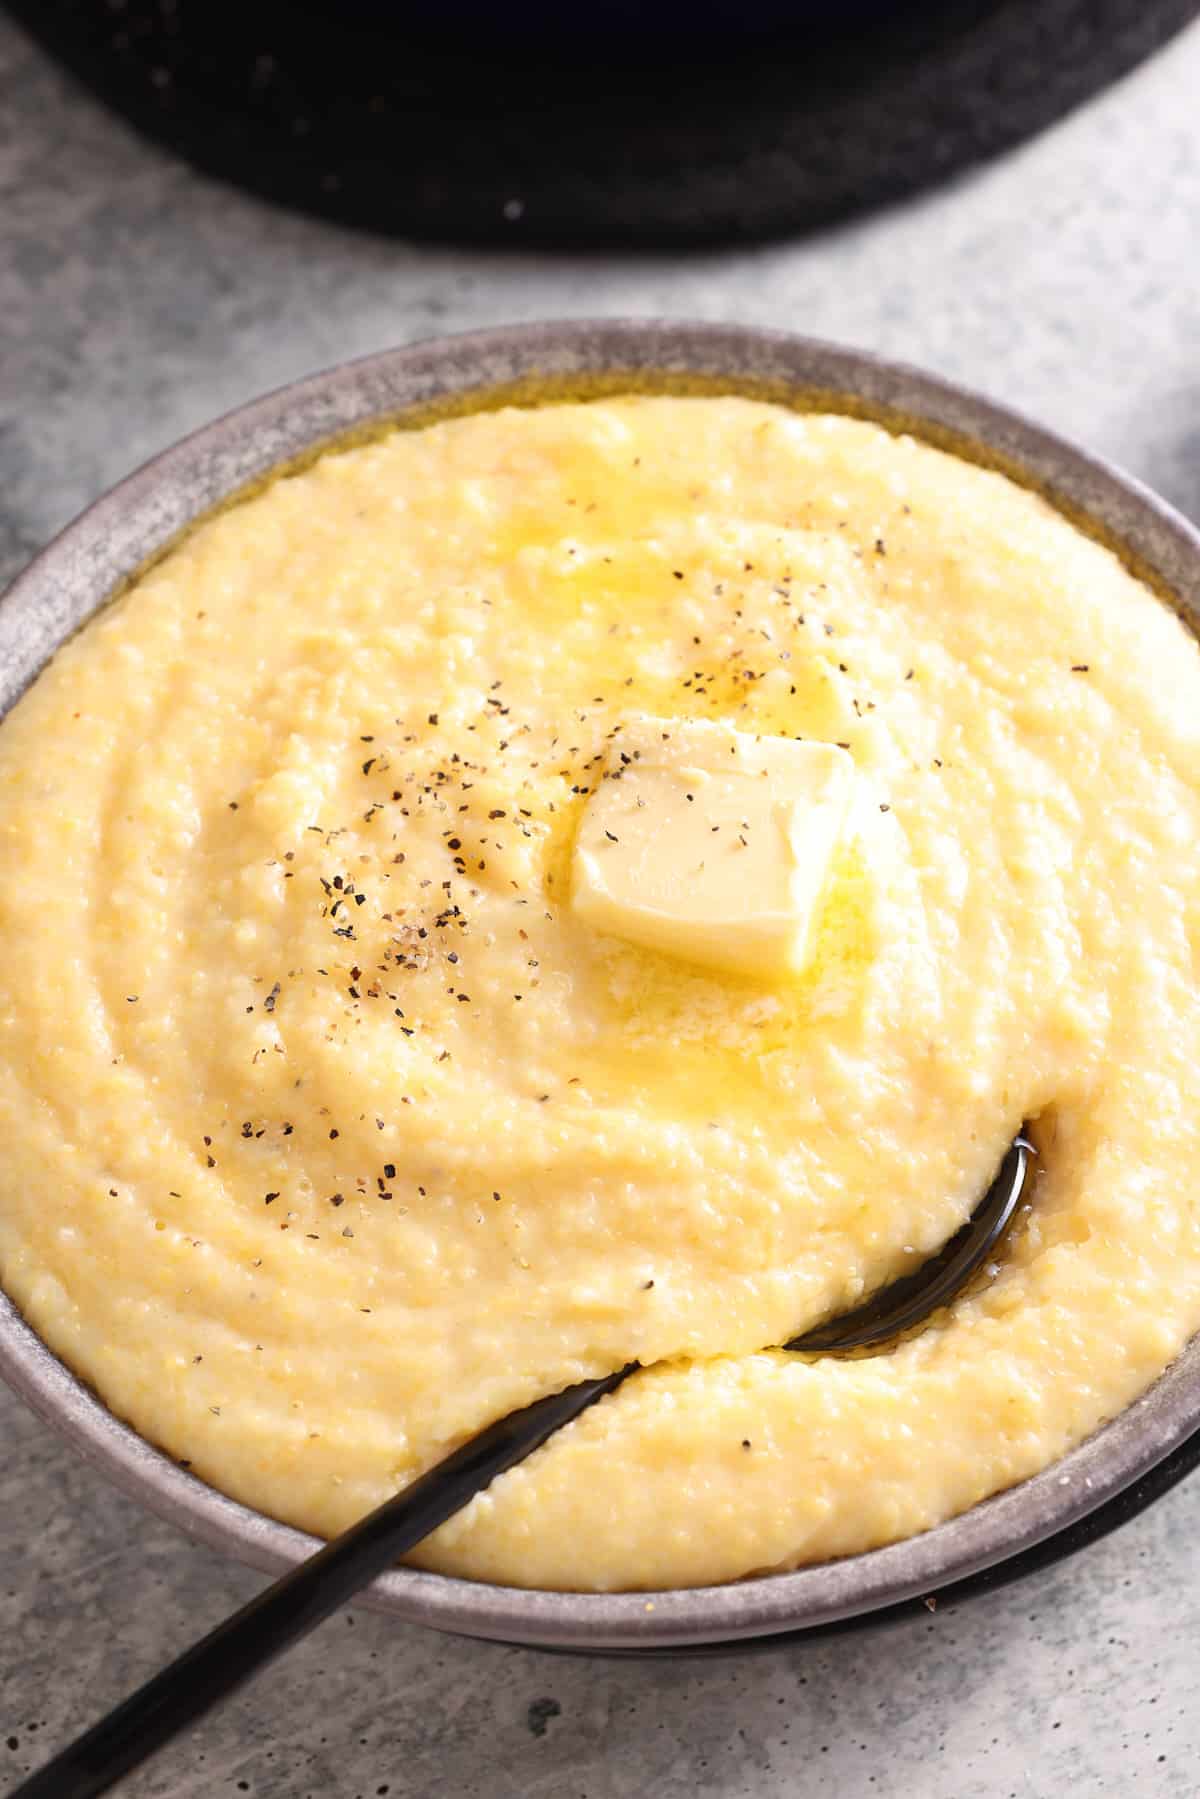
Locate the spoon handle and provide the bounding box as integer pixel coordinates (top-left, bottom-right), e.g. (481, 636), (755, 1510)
(14, 1363), (635, 1799)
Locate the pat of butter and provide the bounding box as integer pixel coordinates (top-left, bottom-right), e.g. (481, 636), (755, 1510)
(571, 717), (855, 981)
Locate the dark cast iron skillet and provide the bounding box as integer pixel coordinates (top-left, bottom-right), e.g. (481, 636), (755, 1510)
(6, 0), (1198, 246)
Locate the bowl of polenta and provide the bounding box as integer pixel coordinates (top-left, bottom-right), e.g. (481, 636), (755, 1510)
(2, 321), (1200, 1653)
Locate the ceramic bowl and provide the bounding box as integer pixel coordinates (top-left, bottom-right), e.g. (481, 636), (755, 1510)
(3, 321), (1200, 1652)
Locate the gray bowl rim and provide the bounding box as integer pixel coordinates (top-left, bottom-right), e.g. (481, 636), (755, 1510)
(3, 318), (1200, 1652)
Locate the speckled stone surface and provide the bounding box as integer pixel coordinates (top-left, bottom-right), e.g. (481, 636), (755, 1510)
(3, 11), (1200, 1795)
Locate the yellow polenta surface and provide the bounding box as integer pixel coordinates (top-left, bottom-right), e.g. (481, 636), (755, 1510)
(2, 396), (1199, 1593)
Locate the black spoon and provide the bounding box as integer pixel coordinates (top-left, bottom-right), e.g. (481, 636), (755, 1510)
(13, 1132), (1032, 1799)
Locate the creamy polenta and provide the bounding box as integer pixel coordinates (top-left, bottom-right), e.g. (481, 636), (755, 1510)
(1, 395), (1199, 1593)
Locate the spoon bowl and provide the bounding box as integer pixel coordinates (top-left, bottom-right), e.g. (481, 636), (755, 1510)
(791, 1135), (1033, 1353)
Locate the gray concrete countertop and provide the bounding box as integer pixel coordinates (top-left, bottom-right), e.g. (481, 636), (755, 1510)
(3, 14), (1200, 1796)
